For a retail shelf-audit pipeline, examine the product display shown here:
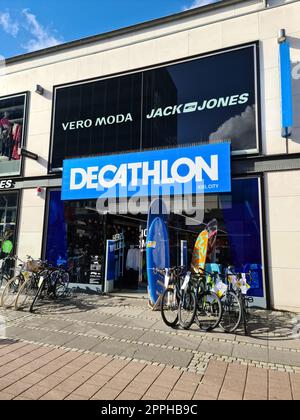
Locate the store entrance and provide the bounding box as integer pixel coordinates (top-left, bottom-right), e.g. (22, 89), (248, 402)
(105, 214), (147, 291)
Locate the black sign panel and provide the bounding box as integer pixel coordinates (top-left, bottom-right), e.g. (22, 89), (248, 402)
(51, 44), (259, 170)
(0, 179), (15, 190)
(20, 148), (38, 161)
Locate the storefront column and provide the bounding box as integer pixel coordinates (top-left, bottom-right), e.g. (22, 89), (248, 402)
(17, 188), (46, 261)
(265, 170), (300, 312)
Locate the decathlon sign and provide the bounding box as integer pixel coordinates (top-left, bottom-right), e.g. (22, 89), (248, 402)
(61, 143), (231, 200)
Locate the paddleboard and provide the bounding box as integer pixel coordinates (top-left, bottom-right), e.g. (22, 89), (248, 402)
(191, 229), (209, 274)
(146, 216), (170, 306)
(147, 198), (168, 232)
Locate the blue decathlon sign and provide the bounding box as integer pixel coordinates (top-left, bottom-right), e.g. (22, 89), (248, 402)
(61, 143), (231, 201)
(279, 41), (293, 138)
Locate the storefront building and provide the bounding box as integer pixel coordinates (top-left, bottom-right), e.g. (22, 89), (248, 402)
(1, 0), (300, 311)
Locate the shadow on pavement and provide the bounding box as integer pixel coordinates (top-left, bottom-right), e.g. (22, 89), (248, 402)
(240, 308), (298, 342)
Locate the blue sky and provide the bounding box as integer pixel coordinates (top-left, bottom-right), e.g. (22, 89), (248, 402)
(0, 0), (217, 59)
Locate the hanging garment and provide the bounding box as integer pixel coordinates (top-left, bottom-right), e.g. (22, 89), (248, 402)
(0, 119), (13, 158)
(126, 248), (140, 271)
(0, 118), (11, 129)
(1, 129), (12, 158)
(12, 124), (22, 160)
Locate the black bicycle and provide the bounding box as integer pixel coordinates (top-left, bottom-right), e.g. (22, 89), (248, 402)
(156, 266), (187, 328)
(29, 264), (70, 313)
(0, 254), (15, 295)
(181, 268), (223, 331)
(219, 268), (253, 335)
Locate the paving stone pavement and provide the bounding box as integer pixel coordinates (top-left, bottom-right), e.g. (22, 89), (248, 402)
(0, 293), (300, 400)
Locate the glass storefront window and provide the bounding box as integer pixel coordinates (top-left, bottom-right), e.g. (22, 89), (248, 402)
(0, 191), (19, 277)
(45, 177), (264, 299)
(45, 191), (105, 285)
(169, 178), (264, 298)
(0, 93), (27, 176)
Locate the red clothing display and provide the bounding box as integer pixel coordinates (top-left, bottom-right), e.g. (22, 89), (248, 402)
(12, 124), (22, 160)
(0, 118), (10, 129)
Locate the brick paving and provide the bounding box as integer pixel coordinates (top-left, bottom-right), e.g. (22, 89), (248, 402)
(0, 341), (299, 400)
(0, 293), (300, 400)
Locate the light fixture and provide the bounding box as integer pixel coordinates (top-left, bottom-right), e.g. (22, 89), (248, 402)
(278, 29), (287, 44)
(36, 187), (44, 196)
(35, 84), (44, 95)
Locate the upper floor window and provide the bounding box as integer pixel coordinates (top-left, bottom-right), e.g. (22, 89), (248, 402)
(0, 93), (28, 177)
(50, 44), (260, 171)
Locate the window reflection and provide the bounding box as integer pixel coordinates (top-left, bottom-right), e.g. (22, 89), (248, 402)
(51, 45), (259, 170)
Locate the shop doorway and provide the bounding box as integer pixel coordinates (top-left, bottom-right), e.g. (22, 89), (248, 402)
(105, 214), (147, 291)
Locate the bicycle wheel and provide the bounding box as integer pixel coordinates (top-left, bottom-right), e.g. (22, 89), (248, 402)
(178, 289), (196, 330)
(29, 280), (45, 313)
(161, 286), (179, 328)
(196, 291), (222, 332)
(54, 270), (70, 298)
(0, 275), (9, 299)
(14, 276), (38, 311)
(1, 276), (22, 308)
(219, 291), (242, 333)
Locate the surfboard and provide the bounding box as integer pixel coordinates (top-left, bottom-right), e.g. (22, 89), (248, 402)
(147, 198), (168, 232)
(206, 219), (218, 263)
(191, 229), (209, 274)
(146, 216), (170, 306)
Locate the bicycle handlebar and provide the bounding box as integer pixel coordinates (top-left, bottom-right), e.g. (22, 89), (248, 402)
(152, 266), (186, 276)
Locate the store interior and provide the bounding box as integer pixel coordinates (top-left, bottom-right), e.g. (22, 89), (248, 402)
(0, 94), (25, 175)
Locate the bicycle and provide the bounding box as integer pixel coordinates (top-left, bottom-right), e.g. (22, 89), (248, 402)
(0, 255), (15, 296)
(219, 268), (253, 335)
(157, 265), (222, 332)
(1, 256), (42, 309)
(28, 264), (70, 313)
(182, 268), (223, 331)
(13, 257), (48, 311)
(155, 266), (186, 328)
(177, 271), (197, 330)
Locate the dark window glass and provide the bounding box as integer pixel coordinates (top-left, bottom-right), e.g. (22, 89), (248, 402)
(51, 45), (259, 170)
(0, 191), (19, 276)
(0, 94), (27, 176)
(45, 191), (105, 285)
(51, 73), (142, 169)
(143, 47), (257, 151)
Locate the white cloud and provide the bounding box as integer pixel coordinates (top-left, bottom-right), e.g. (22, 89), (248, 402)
(183, 0), (218, 11)
(0, 11), (19, 37)
(22, 9), (62, 52)
(209, 105), (256, 150)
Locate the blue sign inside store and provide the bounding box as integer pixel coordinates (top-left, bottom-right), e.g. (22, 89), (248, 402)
(62, 143), (231, 201)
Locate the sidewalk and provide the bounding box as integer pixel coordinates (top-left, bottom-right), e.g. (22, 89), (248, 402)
(0, 340), (299, 400)
(0, 293), (299, 400)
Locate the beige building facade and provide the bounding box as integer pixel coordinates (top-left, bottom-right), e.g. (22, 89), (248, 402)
(1, 0), (300, 311)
